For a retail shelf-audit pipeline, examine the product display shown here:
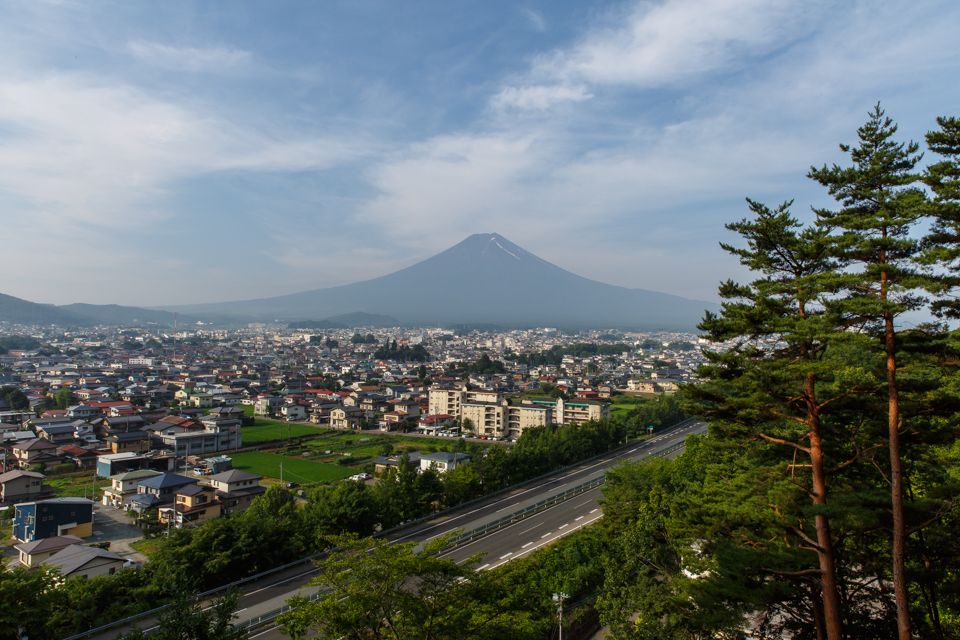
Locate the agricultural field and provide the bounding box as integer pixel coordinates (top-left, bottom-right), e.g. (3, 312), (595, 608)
(229, 451), (355, 484)
(610, 404), (636, 417)
(305, 432), (451, 459)
(241, 420), (328, 444)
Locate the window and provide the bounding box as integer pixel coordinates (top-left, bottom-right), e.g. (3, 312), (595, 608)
(108, 567), (116, 575)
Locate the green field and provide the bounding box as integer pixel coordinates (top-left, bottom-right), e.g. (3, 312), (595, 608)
(305, 432), (451, 458)
(241, 420), (328, 444)
(46, 471), (100, 499)
(611, 403), (636, 417)
(229, 451), (354, 484)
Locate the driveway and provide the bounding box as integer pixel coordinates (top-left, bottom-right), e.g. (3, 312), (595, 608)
(91, 503), (148, 564)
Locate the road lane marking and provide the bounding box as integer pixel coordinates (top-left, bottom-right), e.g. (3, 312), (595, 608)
(590, 509), (598, 513)
(500, 552), (513, 559)
(575, 516), (584, 521)
(485, 514), (605, 570)
(477, 564), (490, 570)
(521, 542), (533, 548)
(541, 532), (552, 538)
(246, 569), (318, 596)
(558, 524), (568, 529)
(518, 522), (543, 535)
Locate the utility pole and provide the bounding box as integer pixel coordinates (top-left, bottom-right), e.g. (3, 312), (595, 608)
(280, 462), (283, 487)
(552, 593), (567, 640)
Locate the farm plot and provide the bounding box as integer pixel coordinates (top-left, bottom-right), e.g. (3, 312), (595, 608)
(229, 451), (354, 484)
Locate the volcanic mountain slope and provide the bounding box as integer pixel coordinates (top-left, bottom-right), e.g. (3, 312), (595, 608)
(164, 233), (717, 330)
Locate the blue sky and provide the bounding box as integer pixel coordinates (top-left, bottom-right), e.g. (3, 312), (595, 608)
(2, 0), (959, 307)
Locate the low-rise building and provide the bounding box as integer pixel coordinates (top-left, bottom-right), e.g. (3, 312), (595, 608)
(330, 406), (363, 430)
(373, 451), (424, 474)
(14, 534), (84, 567)
(207, 469), (266, 514)
(161, 484), (220, 528)
(0, 469), (55, 505)
(43, 544), (126, 580)
(12, 438), (59, 468)
(12, 497), (95, 542)
(419, 452), (471, 473)
(127, 473), (197, 514)
(101, 469), (162, 508)
(154, 420), (241, 456)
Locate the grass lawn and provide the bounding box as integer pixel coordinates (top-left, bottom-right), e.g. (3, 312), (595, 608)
(130, 538), (164, 557)
(241, 404), (255, 417)
(305, 432), (451, 458)
(46, 470), (101, 499)
(229, 451), (354, 484)
(242, 420), (329, 444)
(611, 404), (636, 417)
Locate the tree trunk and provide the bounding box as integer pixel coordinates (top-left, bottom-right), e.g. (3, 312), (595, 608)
(886, 312), (910, 640)
(809, 408), (843, 640)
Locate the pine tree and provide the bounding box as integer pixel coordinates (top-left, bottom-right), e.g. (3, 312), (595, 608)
(807, 104), (941, 639)
(688, 199), (876, 639)
(921, 116), (960, 316)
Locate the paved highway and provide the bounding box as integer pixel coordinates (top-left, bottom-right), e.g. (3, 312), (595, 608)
(78, 420), (706, 640)
(241, 420), (707, 639)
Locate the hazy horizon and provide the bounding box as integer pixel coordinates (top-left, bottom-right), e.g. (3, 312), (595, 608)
(2, 1), (958, 307)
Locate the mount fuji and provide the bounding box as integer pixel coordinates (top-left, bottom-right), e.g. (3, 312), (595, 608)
(161, 233), (717, 330)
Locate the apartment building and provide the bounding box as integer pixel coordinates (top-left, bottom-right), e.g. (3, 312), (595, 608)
(427, 384), (502, 416)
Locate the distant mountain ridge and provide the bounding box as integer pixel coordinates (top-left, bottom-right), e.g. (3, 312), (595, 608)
(162, 233), (718, 330)
(0, 293), (196, 327)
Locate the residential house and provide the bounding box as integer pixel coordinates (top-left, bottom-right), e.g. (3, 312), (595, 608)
(12, 497), (95, 542)
(101, 469), (162, 508)
(307, 399), (340, 425)
(160, 484), (220, 528)
(57, 445), (99, 469)
(373, 451), (424, 474)
(419, 452), (472, 473)
(0, 469), (55, 505)
(280, 404), (307, 421)
(330, 406), (363, 430)
(13, 534), (83, 567)
(127, 473), (197, 514)
(43, 544), (126, 580)
(102, 429), (150, 455)
(207, 469), (266, 514)
(208, 406), (246, 420)
(190, 392), (215, 408)
(254, 395), (282, 416)
(12, 438), (59, 468)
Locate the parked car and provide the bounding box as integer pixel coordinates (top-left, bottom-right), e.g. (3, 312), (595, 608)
(285, 481), (299, 488)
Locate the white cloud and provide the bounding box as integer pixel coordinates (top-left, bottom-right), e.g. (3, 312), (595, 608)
(492, 83), (592, 110)
(128, 40), (251, 72)
(496, 0), (816, 110)
(358, 135), (541, 242)
(0, 72), (367, 235)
